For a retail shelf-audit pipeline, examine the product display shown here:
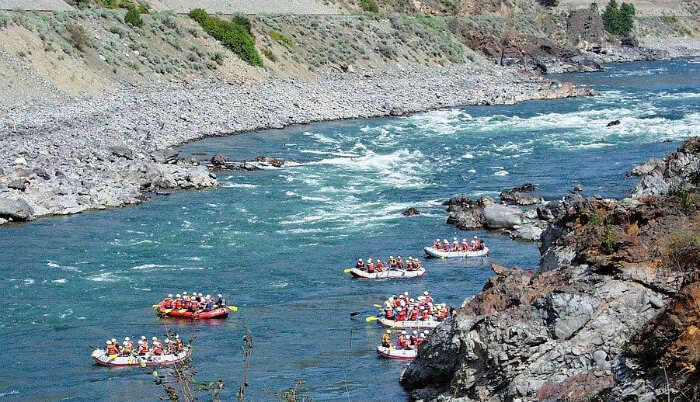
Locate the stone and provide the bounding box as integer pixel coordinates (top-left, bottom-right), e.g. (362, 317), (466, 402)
(606, 120), (621, 127)
(402, 207), (420, 216)
(33, 168), (50, 180)
(500, 183), (543, 205)
(541, 293), (598, 340)
(13, 157), (28, 166)
(482, 204), (523, 229)
(0, 196), (34, 220)
(513, 224), (543, 241)
(211, 154), (231, 167)
(108, 146), (134, 160)
(7, 180), (27, 191)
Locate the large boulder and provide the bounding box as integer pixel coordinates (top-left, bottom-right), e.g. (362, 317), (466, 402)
(500, 183), (543, 206)
(482, 204), (523, 229)
(0, 196), (34, 221)
(538, 292), (599, 340)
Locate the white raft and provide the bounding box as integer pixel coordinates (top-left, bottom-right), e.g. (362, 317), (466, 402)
(377, 317), (440, 330)
(349, 267), (425, 279)
(423, 246), (489, 258)
(376, 345), (416, 360)
(91, 348), (191, 367)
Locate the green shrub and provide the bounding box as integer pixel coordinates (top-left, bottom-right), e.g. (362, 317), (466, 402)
(599, 225), (616, 254)
(0, 12), (8, 28)
(602, 0), (635, 35)
(268, 29), (293, 46)
(188, 9), (262, 67)
(125, 7), (143, 27)
(666, 231), (699, 271)
(677, 188), (695, 213)
(262, 48), (277, 62)
(360, 0), (379, 13)
(100, 0), (119, 9)
(66, 23), (89, 51)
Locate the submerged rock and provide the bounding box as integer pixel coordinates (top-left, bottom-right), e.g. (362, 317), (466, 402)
(402, 207), (421, 216)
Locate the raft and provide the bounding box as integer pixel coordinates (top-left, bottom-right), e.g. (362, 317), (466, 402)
(349, 267), (425, 279)
(376, 345), (416, 360)
(156, 304), (229, 319)
(91, 347), (191, 367)
(423, 246), (489, 258)
(377, 317), (440, 330)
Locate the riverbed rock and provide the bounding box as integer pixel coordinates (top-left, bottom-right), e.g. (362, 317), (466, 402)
(109, 146), (134, 160)
(630, 137), (700, 196)
(606, 119), (621, 127)
(211, 154), (231, 167)
(7, 180), (27, 191)
(500, 183), (543, 205)
(402, 207), (421, 216)
(482, 204), (523, 228)
(0, 196), (34, 221)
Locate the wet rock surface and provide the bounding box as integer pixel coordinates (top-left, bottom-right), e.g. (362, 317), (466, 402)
(402, 138), (699, 401)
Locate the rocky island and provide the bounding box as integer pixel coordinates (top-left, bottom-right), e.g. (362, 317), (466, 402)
(401, 138), (699, 401)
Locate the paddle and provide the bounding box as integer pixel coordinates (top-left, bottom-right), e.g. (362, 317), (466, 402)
(343, 268), (352, 274)
(365, 316), (378, 322)
(227, 305), (238, 312)
(350, 309), (375, 317)
(373, 304), (382, 309)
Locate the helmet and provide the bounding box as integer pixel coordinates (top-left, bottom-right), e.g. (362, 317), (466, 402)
(141, 336), (146, 340)
(359, 258), (363, 261)
(386, 330), (391, 334)
(424, 330), (429, 335)
(473, 236), (478, 239)
(198, 293), (203, 297)
(401, 331), (407, 335)
(218, 294), (222, 297)
(397, 307), (402, 311)
(175, 334), (179, 338)
(413, 330), (418, 335)
(390, 256), (393, 258)
(409, 298), (414, 303)
(183, 292), (187, 295)
(152, 337), (157, 341)
(453, 237), (457, 240)
(404, 292), (409, 296)
(368, 258), (372, 262)
(397, 256), (401, 259)
(377, 259), (381, 262)
(463, 238), (467, 241)
(206, 295), (211, 298)
(424, 291), (429, 295)
(168, 294), (173, 298)
(176, 294), (181, 298)
(420, 334), (425, 338)
(124, 337), (130, 341)
(436, 238), (440, 242)
(106, 340), (111, 344)
(443, 239), (448, 242)
(111, 338), (116, 343)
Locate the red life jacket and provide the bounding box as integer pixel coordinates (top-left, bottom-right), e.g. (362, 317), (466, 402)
(397, 335), (406, 348)
(376, 262), (383, 271)
(394, 299), (401, 307)
(422, 311), (430, 320)
(385, 307), (394, 319)
(435, 242), (442, 250)
(409, 310), (419, 321)
(153, 342), (163, 355)
(397, 261), (403, 269)
(106, 344), (117, 355)
(397, 310), (406, 321)
(367, 263), (375, 273)
(444, 242), (450, 250)
(138, 343), (148, 355)
(174, 299), (183, 309)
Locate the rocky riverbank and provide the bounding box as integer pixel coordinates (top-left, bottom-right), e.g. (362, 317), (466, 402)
(399, 137), (699, 401)
(0, 64), (593, 225)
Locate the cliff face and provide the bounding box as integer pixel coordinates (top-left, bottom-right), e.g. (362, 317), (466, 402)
(400, 138), (699, 401)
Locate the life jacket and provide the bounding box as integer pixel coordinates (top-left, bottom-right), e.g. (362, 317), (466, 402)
(422, 311), (430, 320)
(385, 307), (395, 319)
(175, 340), (184, 353)
(409, 309), (419, 321)
(435, 242), (442, 250)
(394, 298), (402, 308)
(174, 299), (183, 309)
(397, 260), (403, 269)
(376, 262), (383, 271)
(163, 298), (173, 308)
(396, 310), (406, 321)
(106, 344), (117, 355)
(138, 342), (148, 355)
(444, 242), (450, 250)
(153, 342), (163, 355)
(453, 241), (460, 250)
(367, 263), (375, 273)
(356, 262), (364, 269)
(438, 309), (448, 319)
(462, 242), (469, 251)
(397, 335), (406, 348)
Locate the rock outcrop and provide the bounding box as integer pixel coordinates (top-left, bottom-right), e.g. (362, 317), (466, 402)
(629, 137), (700, 197)
(401, 137), (699, 401)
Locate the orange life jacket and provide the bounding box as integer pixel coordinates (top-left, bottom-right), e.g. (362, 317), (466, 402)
(174, 299), (183, 309)
(153, 342), (163, 355)
(106, 344), (117, 355)
(138, 343), (148, 355)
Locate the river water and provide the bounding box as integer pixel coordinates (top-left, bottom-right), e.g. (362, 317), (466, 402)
(0, 59), (697, 401)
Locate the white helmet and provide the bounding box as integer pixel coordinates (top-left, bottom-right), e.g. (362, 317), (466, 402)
(176, 294), (181, 298)
(106, 340), (111, 344)
(463, 238), (467, 242)
(124, 337), (130, 341)
(168, 294), (173, 298)
(198, 293), (203, 297)
(152, 337), (157, 341)
(413, 330), (418, 335)
(404, 292), (409, 296)
(140, 336), (146, 340)
(390, 256), (393, 258)
(206, 295), (211, 298)
(397, 256), (401, 259)
(453, 237), (457, 240)
(443, 239), (448, 242)
(424, 291), (429, 295)
(359, 258), (363, 261)
(111, 338), (116, 343)
(175, 334), (179, 338)
(183, 292), (188, 295)
(473, 236), (478, 239)
(401, 331), (407, 335)
(423, 330), (429, 335)
(218, 294), (222, 297)
(409, 298), (415, 303)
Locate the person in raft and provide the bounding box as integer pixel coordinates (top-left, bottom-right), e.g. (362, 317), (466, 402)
(383, 291), (449, 322)
(105, 334), (184, 357)
(355, 256), (419, 272)
(162, 293), (226, 312)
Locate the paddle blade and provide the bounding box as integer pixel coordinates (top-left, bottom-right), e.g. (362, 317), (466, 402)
(343, 268), (352, 274)
(350, 311), (361, 317)
(227, 306), (238, 312)
(366, 316), (378, 322)
(152, 304), (159, 308)
(373, 304), (382, 309)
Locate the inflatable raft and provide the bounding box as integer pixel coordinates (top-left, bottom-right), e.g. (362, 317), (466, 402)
(376, 345), (416, 360)
(91, 347), (191, 367)
(349, 268), (425, 279)
(423, 246), (489, 258)
(156, 304), (229, 319)
(377, 317), (440, 330)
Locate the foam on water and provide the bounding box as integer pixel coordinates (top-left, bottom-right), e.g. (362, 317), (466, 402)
(131, 263), (171, 270)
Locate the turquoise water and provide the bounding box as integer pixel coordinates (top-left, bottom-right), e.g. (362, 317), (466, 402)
(0, 59), (697, 401)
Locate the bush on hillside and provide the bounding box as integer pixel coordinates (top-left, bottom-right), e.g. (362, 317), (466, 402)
(602, 0), (636, 35)
(188, 9), (263, 67)
(538, 0), (559, 7)
(666, 230), (699, 271)
(125, 7), (144, 27)
(360, 0), (379, 13)
(67, 23), (90, 51)
(269, 29), (294, 47)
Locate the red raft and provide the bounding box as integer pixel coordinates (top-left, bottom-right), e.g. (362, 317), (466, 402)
(155, 303), (229, 320)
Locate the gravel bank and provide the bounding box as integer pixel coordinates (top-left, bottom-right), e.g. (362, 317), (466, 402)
(0, 64), (593, 225)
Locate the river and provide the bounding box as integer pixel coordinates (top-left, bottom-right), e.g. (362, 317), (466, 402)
(0, 59), (697, 401)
